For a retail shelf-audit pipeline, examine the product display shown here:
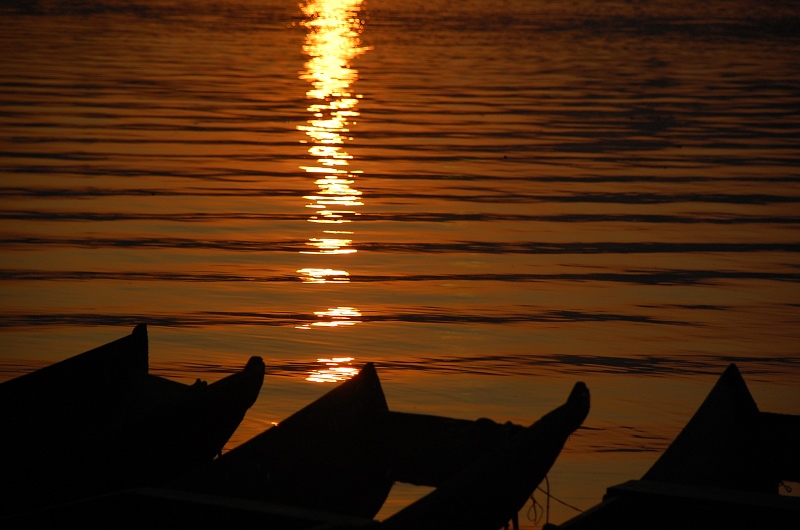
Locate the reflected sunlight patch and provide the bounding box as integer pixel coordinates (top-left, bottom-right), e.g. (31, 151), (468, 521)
(297, 0), (368, 254)
(297, 306), (362, 329)
(297, 267), (350, 283)
(306, 356), (358, 382)
(301, 235), (357, 254)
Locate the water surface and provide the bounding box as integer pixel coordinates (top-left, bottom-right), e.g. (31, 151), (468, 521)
(1, 0), (799, 525)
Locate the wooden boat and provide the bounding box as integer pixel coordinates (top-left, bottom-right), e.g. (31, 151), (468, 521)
(0, 323), (149, 388)
(382, 381), (590, 530)
(1, 324), (149, 430)
(4, 353), (592, 527)
(6, 363), (533, 527)
(0, 324), (195, 452)
(386, 411), (526, 487)
(173, 362), (394, 520)
(0, 326), (265, 517)
(68, 355), (266, 485)
(1, 324), (159, 495)
(642, 363), (800, 491)
(547, 478), (800, 530)
(1, 488), (381, 529)
(550, 364), (800, 530)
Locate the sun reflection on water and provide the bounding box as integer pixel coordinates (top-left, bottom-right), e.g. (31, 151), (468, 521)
(297, 0), (369, 257)
(297, 268), (350, 283)
(297, 0), (368, 382)
(301, 234), (357, 255)
(296, 306), (362, 330)
(306, 357), (358, 383)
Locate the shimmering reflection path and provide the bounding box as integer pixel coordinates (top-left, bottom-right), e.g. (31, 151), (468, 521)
(298, 0), (367, 256)
(1, 0), (799, 526)
(296, 0), (369, 381)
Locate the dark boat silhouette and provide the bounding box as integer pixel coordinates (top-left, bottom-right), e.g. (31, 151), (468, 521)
(383, 381), (589, 530)
(1, 326), (591, 529)
(551, 364), (800, 530)
(174, 362), (394, 520)
(0, 324), (264, 516)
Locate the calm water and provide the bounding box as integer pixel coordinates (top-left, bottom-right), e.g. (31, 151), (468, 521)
(1, 0), (799, 525)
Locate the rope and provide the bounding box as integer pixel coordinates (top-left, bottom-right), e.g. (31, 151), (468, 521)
(544, 475), (551, 524)
(527, 474), (585, 527)
(527, 475), (551, 525)
(535, 483), (584, 513)
(527, 491), (544, 525)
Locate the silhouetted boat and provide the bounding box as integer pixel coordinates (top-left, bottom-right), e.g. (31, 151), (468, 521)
(382, 381), (590, 530)
(7, 368), (591, 529)
(0, 487), (381, 529)
(0, 325), (264, 517)
(3, 349), (593, 527)
(386, 411), (526, 487)
(550, 364), (800, 530)
(1, 323), (150, 432)
(174, 362), (394, 520)
(0, 324), (199, 453)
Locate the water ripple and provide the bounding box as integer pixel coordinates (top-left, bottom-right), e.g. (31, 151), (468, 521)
(4, 352), (796, 384)
(1, 268), (797, 285)
(2, 210), (799, 225)
(0, 307), (689, 329)
(1, 186), (798, 205)
(2, 237), (799, 254)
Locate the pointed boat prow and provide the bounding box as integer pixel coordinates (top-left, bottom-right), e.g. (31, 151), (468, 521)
(383, 381), (590, 530)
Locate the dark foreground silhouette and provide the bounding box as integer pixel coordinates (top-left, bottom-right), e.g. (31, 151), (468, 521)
(0, 324), (589, 529)
(549, 364), (800, 530)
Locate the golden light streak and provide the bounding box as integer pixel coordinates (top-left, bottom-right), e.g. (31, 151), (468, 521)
(298, 0), (368, 257)
(296, 268), (350, 284)
(306, 357), (359, 383)
(295, 2), (367, 381)
(296, 306), (362, 329)
(300, 235), (357, 254)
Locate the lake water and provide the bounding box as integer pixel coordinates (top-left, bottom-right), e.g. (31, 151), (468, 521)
(1, 0), (799, 526)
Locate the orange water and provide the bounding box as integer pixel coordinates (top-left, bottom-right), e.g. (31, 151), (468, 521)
(1, 0), (799, 526)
